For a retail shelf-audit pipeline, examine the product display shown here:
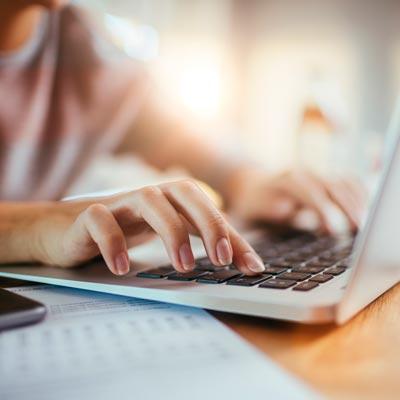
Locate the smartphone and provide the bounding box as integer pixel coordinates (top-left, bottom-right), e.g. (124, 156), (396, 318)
(0, 288), (47, 331)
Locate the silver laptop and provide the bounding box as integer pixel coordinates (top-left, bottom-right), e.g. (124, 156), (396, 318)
(1, 101), (400, 325)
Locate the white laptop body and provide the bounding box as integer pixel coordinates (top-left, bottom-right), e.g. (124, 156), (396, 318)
(1, 102), (400, 324)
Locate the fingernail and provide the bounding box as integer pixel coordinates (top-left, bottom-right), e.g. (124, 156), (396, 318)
(216, 238), (232, 265)
(243, 252), (265, 273)
(179, 243), (195, 271)
(115, 252), (130, 275)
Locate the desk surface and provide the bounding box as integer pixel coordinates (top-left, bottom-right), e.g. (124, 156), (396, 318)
(214, 283), (400, 400)
(2, 277), (398, 399)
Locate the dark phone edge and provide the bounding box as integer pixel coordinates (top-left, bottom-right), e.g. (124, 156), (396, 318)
(0, 305), (47, 331)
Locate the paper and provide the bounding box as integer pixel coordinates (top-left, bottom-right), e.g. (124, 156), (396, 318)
(0, 285), (318, 400)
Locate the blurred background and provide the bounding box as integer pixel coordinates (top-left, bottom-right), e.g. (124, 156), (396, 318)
(71, 0), (400, 194)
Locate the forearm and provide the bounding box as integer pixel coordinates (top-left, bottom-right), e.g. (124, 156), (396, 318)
(179, 143), (265, 209)
(118, 96), (258, 202)
(0, 202), (58, 263)
(0, 201), (90, 263)
(143, 125), (241, 193)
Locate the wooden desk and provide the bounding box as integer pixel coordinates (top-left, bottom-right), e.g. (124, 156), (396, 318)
(214, 283), (400, 400)
(2, 277), (398, 399)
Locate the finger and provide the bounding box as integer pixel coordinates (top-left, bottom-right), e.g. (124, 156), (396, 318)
(280, 172), (343, 234)
(161, 180), (233, 267)
(342, 178), (368, 212)
(257, 194), (298, 223)
(67, 204), (130, 276)
(342, 178), (369, 224)
(126, 231), (157, 248)
(321, 179), (360, 230)
(131, 186), (194, 273)
(179, 212), (264, 274)
(291, 207), (321, 231)
(228, 226), (265, 275)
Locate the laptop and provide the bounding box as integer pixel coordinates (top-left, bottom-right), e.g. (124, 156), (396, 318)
(1, 101), (400, 325)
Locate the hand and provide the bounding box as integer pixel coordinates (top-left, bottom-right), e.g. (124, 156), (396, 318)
(32, 180), (265, 276)
(225, 168), (367, 234)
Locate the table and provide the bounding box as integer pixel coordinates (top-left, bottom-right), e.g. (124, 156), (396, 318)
(2, 277), (398, 399)
(214, 283), (400, 400)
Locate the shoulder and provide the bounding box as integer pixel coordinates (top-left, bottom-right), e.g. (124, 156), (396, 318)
(56, 5), (149, 103)
(57, 5), (149, 77)
(57, 5), (124, 68)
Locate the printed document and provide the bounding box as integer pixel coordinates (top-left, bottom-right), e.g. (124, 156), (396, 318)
(0, 285), (319, 400)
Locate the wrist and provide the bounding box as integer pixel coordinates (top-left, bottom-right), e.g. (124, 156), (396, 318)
(220, 165), (268, 210)
(29, 202), (76, 265)
(0, 202), (60, 264)
(28, 205), (54, 264)
(24, 203), (60, 264)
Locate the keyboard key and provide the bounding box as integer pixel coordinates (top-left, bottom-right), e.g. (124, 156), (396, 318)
(263, 265), (288, 275)
(274, 244), (292, 252)
(334, 251), (351, 259)
(195, 257), (214, 267)
(268, 261), (295, 268)
(318, 252), (338, 262)
(227, 275), (272, 287)
(292, 265), (325, 274)
(297, 248), (315, 256)
(196, 257), (210, 264)
(324, 266), (346, 276)
(259, 279), (296, 289)
(283, 256), (308, 263)
(195, 257), (240, 270)
(258, 249), (280, 258)
(137, 266), (175, 279)
(335, 258), (351, 268)
(319, 250), (333, 258)
(196, 270), (241, 284)
(194, 264), (216, 271)
(310, 274), (333, 283)
(194, 258), (231, 272)
(293, 281), (319, 291)
(306, 260), (335, 268)
(278, 272), (312, 281)
(318, 258), (336, 264)
(167, 271), (208, 281)
(195, 264), (228, 272)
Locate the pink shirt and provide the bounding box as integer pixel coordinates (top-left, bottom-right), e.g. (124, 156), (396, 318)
(0, 6), (146, 201)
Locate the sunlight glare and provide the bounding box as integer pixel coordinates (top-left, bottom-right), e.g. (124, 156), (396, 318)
(178, 61), (222, 119)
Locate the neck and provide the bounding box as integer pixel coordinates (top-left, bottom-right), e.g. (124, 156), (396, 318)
(0, 5), (43, 52)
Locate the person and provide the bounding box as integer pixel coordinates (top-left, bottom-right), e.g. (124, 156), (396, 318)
(0, 0), (365, 277)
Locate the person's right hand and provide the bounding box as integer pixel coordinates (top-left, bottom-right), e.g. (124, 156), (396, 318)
(33, 180), (265, 276)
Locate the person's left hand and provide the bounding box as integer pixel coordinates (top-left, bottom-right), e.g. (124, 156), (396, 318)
(224, 168), (367, 234)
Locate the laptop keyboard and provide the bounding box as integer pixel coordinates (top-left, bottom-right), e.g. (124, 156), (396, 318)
(136, 233), (355, 292)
